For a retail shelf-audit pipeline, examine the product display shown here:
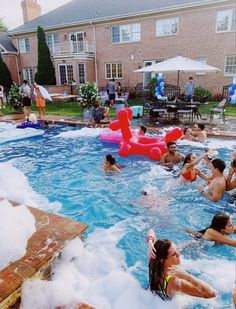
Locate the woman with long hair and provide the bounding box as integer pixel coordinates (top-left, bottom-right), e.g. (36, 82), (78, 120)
(147, 229), (216, 300)
(180, 152), (212, 183)
(186, 212), (236, 247)
(103, 154), (121, 173)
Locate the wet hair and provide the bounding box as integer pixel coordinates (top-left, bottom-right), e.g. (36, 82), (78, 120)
(183, 153), (192, 166)
(197, 123), (205, 131)
(198, 212), (230, 235)
(149, 239), (172, 295)
(231, 157), (236, 168)
(140, 126), (147, 134)
(106, 154), (116, 166)
(212, 158), (226, 173)
(167, 141), (176, 148)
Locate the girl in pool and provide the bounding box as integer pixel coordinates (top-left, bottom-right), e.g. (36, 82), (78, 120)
(103, 154), (121, 173)
(180, 152), (212, 183)
(181, 127), (196, 141)
(147, 229), (216, 300)
(186, 212), (236, 247)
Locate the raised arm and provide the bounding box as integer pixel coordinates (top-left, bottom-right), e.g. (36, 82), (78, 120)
(147, 229), (156, 260)
(187, 153), (208, 169)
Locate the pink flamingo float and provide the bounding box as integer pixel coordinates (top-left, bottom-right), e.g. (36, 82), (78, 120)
(99, 108), (182, 160)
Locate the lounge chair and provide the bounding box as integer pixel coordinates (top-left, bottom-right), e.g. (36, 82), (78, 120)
(210, 99), (227, 123)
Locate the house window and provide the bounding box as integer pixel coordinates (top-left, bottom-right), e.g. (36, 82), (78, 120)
(156, 17), (179, 36)
(47, 34), (59, 53)
(195, 57), (207, 75)
(70, 32), (84, 53)
(105, 63), (122, 79)
(112, 23), (140, 43)
(59, 64), (73, 85)
(19, 38), (30, 53)
(143, 60), (162, 87)
(78, 64), (86, 84)
(22, 68), (33, 84)
(224, 55), (236, 75)
(216, 9), (236, 32)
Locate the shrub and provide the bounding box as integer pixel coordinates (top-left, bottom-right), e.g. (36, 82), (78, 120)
(78, 82), (98, 108)
(146, 77), (158, 100)
(8, 83), (23, 112)
(194, 86), (212, 103)
(213, 93), (223, 101)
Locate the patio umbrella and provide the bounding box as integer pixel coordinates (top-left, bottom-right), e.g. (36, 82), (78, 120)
(134, 55), (221, 87)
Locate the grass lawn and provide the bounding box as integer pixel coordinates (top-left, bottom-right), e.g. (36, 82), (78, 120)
(1, 99), (235, 117)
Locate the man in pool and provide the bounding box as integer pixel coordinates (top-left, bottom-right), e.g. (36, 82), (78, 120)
(198, 158), (226, 202)
(139, 125), (147, 136)
(160, 141), (184, 169)
(193, 123), (207, 143)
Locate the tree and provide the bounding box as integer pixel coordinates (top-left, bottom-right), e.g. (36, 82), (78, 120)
(0, 18), (8, 32)
(0, 53), (12, 88)
(35, 26), (56, 85)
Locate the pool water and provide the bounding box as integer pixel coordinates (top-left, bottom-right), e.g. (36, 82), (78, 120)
(0, 125), (235, 308)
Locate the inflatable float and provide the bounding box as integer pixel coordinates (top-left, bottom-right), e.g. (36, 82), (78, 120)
(16, 121), (43, 129)
(100, 108), (182, 160)
(0, 127), (44, 144)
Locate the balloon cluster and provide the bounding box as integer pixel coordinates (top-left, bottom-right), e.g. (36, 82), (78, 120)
(155, 73), (165, 97)
(228, 76), (236, 104)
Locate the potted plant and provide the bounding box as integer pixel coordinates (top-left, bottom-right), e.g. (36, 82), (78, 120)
(8, 82), (23, 113)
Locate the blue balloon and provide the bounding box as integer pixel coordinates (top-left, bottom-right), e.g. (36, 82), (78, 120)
(229, 89), (234, 95)
(232, 84), (236, 90)
(160, 82), (164, 87)
(158, 86), (162, 92)
(155, 91), (159, 96)
(158, 77), (164, 83)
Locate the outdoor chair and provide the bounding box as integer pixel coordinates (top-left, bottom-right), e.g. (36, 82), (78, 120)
(176, 102), (193, 123)
(143, 102), (152, 116)
(150, 102), (168, 120)
(209, 99), (227, 123)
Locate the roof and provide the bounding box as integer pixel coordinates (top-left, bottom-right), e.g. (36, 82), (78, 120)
(10, 0), (228, 34)
(0, 32), (18, 53)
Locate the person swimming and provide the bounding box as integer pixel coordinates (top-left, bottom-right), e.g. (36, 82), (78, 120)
(147, 229), (216, 300)
(186, 212), (236, 247)
(180, 152), (212, 183)
(103, 154), (125, 173)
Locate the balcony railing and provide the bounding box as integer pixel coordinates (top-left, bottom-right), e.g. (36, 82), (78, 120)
(52, 41), (95, 55)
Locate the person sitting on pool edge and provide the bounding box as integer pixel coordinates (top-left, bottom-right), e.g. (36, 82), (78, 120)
(103, 154), (121, 173)
(197, 158), (226, 202)
(226, 153), (236, 191)
(139, 125), (147, 136)
(160, 142), (184, 169)
(180, 152), (213, 183)
(186, 212), (236, 247)
(88, 101), (110, 127)
(147, 229), (216, 300)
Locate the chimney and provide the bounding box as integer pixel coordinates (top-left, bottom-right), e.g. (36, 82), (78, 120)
(21, 0), (41, 24)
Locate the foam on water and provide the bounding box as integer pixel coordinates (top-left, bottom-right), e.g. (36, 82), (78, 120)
(0, 162), (61, 211)
(56, 127), (103, 138)
(0, 199), (35, 270)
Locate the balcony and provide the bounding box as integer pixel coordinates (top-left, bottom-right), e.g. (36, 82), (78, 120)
(52, 41), (95, 55)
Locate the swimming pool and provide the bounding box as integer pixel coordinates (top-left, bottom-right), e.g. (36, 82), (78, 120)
(1, 125), (235, 308)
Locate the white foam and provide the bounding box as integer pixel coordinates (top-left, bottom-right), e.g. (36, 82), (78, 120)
(177, 139), (206, 149)
(0, 162), (61, 212)
(0, 199), (35, 270)
(56, 127), (103, 138)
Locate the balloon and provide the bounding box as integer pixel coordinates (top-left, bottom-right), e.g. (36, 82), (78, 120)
(160, 82), (164, 87)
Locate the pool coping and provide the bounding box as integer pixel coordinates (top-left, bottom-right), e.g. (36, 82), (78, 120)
(0, 198), (88, 309)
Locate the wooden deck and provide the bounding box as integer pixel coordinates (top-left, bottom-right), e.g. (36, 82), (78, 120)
(0, 198), (88, 309)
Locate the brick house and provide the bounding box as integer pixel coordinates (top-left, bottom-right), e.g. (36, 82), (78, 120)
(0, 32), (19, 83)
(7, 0), (236, 94)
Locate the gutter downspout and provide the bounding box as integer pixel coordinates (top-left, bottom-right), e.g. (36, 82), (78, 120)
(90, 20), (98, 85)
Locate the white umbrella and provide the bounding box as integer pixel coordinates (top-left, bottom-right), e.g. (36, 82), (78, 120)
(134, 55), (221, 87)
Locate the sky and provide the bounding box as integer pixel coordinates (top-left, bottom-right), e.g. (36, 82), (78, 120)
(0, 0), (71, 30)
